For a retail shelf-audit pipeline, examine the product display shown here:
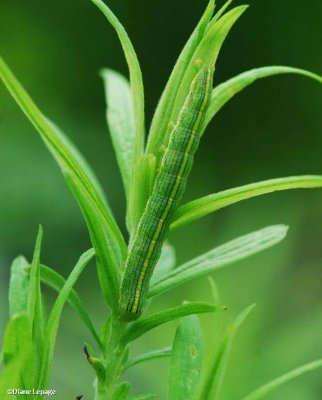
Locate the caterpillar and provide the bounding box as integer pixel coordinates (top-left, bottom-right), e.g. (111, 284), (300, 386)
(119, 66), (213, 321)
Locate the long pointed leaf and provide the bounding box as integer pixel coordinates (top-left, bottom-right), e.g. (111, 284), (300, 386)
(123, 302), (216, 343)
(127, 153), (156, 234)
(27, 227), (43, 330)
(197, 305), (255, 400)
(211, 0), (233, 24)
(168, 315), (203, 400)
(146, 0), (215, 157)
(39, 264), (101, 348)
(48, 119), (109, 205)
(27, 226), (44, 386)
(89, 0), (144, 161)
(49, 122), (122, 309)
(168, 6), (248, 149)
(66, 173), (120, 310)
(149, 225), (288, 298)
(150, 5), (248, 168)
(0, 57), (126, 307)
(0, 57), (125, 258)
(172, 175), (322, 230)
(39, 249), (95, 388)
(204, 66), (322, 128)
(100, 68), (135, 200)
(123, 347), (172, 372)
(241, 359), (322, 400)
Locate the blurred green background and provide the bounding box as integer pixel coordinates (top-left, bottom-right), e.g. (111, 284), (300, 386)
(0, 0), (321, 398)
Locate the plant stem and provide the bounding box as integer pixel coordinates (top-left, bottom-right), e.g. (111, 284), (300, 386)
(97, 316), (128, 400)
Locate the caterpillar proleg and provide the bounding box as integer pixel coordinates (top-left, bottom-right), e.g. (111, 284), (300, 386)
(119, 66), (214, 321)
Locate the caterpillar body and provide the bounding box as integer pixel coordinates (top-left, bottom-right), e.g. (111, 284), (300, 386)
(119, 66), (213, 321)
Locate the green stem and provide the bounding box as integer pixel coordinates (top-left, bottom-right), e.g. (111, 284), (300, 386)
(97, 317), (128, 400)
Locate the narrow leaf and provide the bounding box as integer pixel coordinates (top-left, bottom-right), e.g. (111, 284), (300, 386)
(123, 347), (172, 372)
(204, 66), (322, 128)
(172, 175), (322, 230)
(100, 68), (135, 199)
(48, 121), (122, 310)
(211, 0), (233, 24)
(149, 225), (288, 298)
(0, 57), (126, 307)
(241, 359), (322, 400)
(39, 264), (101, 348)
(27, 227), (42, 324)
(123, 302), (216, 343)
(208, 277), (221, 306)
(127, 153), (156, 234)
(65, 173), (120, 310)
(198, 305), (255, 400)
(166, 5), (248, 155)
(27, 226), (44, 370)
(9, 256), (29, 318)
(149, 5), (248, 168)
(151, 243), (176, 285)
(48, 119), (109, 205)
(168, 315), (203, 400)
(39, 249), (95, 388)
(90, 0), (145, 161)
(147, 0), (214, 157)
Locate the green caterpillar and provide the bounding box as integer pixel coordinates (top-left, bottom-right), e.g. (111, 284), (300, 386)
(119, 66), (213, 321)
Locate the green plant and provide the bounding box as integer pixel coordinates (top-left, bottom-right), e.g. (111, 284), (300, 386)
(0, 0), (321, 399)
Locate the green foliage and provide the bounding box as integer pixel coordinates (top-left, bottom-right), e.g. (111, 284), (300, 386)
(122, 302), (216, 344)
(38, 249), (95, 388)
(113, 382), (131, 400)
(39, 264), (100, 347)
(149, 225), (288, 298)
(241, 359), (322, 400)
(168, 316), (203, 400)
(27, 227), (45, 386)
(147, 0), (214, 159)
(204, 65), (322, 129)
(151, 243), (176, 285)
(127, 153), (157, 234)
(0, 315), (33, 399)
(89, 0), (145, 158)
(9, 256), (29, 318)
(1, 0), (321, 399)
(129, 394), (157, 400)
(197, 305), (255, 400)
(0, 56), (125, 311)
(100, 69), (135, 201)
(123, 347), (172, 372)
(172, 175), (322, 230)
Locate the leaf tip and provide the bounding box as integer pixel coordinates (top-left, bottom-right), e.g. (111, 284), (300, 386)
(235, 303), (256, 327)
(99, 67), (113, 80)
(83, 345), (90, 360)
(276, 224), (289, 238)
(37, 224), (44, 239)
